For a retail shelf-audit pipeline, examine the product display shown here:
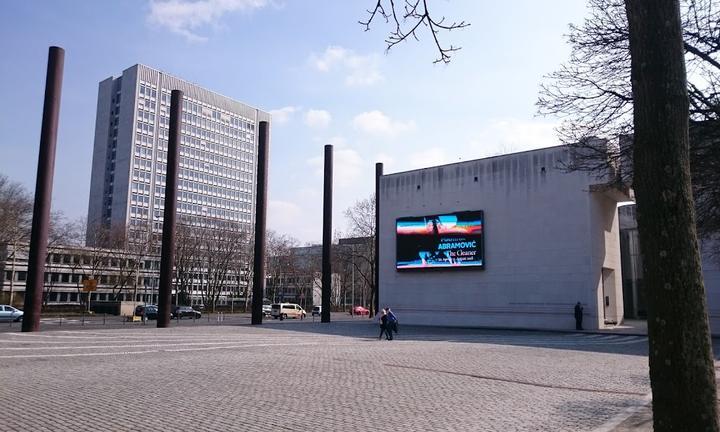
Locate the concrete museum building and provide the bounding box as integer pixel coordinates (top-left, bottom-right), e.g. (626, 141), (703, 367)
(377, 145), (720, 332)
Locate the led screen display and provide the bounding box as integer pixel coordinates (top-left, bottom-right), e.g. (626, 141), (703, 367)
(396, 210), (484, 270)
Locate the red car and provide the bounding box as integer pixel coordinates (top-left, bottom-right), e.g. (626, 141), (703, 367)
(351, 306), (370, 316)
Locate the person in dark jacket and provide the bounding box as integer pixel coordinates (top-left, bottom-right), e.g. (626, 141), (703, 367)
(386, 307), (398, 337)
(378, 309), (391, 340)
(574, 302), (584, 330)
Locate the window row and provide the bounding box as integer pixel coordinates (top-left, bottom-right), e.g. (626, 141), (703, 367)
(139, 83), (157, 99)
(137, 109), (155, 124)
(181, 112), (253, 136)
(133, 169), (152, 183)
(134, 146), (154, 159)
(179, 155), (247, 174)
(178, 203), (248, 222)
(181, 135), (253, 158)
(131, 181), (151, 195)
(133, 158), (153, 171)
(138, 97), (156, 111)
(136, 133), (154, 148)
(180, 146), (252, 165)
(130, 206), (150, 218)
(180, 177), (250, 194)
(136, 121), (155, 135)
(178, 192), (249, 211)
(131, 194), (150, 207)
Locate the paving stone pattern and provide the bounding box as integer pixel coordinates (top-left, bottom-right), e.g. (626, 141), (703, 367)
(0, 320), (674, 431)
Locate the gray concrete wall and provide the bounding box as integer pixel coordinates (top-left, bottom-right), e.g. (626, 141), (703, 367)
(110, 67), (138, 230)
(378, 146), (625, 331)
(86, 77), (114, 242)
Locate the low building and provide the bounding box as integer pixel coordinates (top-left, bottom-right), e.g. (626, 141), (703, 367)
(0, 242), (241, 310)
(378, 145), (630, 331)
(378, 145), (720, 333)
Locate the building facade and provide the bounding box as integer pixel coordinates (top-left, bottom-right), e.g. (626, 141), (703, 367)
(619, 204), (645, 319)
(0, 243), (242, 309)
(378, 146), (630, 331)
(87, 64), (270, 248)
(619, 203), (720, 332)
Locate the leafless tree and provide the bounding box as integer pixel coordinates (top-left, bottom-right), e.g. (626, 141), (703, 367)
(338, 195), (377, 315)
(360, 0), (469, 63)
(197, 227), (248, 312)
(174, 223), (200, 305)
(0, 174), (33, 245)
(265, 230), (300, 303)
(537, 0), (720, 246)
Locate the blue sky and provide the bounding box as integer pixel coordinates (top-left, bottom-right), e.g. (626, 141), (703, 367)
(0, 0), (588, 243)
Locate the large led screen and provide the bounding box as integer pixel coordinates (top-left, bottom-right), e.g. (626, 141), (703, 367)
(396, 211), (484, 270)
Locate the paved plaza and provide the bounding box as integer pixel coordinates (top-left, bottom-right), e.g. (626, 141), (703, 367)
(0, 318), (717, 431)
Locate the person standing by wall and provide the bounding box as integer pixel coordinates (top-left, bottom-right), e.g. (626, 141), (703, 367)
(574, 302), (584, 330)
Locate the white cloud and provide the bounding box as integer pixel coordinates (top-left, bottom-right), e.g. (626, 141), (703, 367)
(304, 109), (332, 129)
(333, 148), (364, 187)
(269, 106), (299, 125)
(375, 152), (395, 172)
(310, 46), (384, 87)
(408, 148), (451, 170)
(306, 142), (364, 188)
(352, 111), (416, 137)
(267, 199), (303, 232)
(469, 119), (559, 158)
(148, 0), (269, 41)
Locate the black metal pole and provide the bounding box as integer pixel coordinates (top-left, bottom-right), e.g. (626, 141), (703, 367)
(251, 121), (270, 325)
(374, 162), (383, 316)
(22, 46), (64, 332)
(321, 145), (333, 323)
(157, 90), (182, 328)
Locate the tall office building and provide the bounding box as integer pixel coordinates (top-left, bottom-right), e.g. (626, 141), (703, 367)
(87, 64), (270, 247)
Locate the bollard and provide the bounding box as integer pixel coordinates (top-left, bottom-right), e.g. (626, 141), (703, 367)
(58, 316), (62, 327)
(103, 314), (106, 325)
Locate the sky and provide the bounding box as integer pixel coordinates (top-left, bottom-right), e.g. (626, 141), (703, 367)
(0, 0), (588, 244)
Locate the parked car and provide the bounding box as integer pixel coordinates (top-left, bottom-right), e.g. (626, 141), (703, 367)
(271, 303), (306, 320)
(352, 306), (370, 316)
(135, 305), (158, 320)
(311, 305), (321, 317)
(0, 305), (23, 322)
(172, 306), (201, 319)
(262, 304), (272, 317)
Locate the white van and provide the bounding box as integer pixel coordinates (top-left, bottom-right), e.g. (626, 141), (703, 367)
(271, 303), (306, 320)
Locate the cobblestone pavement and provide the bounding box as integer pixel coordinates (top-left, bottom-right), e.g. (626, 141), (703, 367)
(0, 320), (715, 431)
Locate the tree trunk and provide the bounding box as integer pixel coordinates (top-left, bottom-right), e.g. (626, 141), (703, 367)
(625, 1), (718, 430)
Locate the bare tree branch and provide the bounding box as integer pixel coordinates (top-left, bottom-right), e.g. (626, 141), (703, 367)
(360, 0), (470, 63)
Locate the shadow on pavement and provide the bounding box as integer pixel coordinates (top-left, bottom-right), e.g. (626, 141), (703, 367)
(238, 316), (657, 357)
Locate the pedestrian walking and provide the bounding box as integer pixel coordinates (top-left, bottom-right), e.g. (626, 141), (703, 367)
(378, 308), (392, 340)
(386, 307), (399, 337)
(574, 301), (584, 330)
